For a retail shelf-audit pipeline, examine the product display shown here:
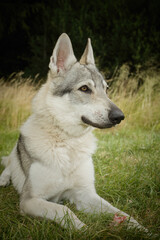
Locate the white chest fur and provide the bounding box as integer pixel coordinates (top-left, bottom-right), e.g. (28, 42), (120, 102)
(22, 123), (97, 200)
(29, 139), (96, 201)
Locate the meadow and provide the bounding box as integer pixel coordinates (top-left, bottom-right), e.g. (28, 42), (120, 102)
(0, 66), (160, 239)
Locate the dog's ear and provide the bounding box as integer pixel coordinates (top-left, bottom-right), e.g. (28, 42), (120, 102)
(80, 38), (95, 65)
(49, 33), (77, 73)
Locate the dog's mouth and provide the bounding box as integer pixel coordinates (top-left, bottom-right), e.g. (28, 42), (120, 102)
(81, 116), (114, 129)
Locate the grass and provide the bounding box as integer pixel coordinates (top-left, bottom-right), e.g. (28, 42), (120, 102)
(0, 68), (160, 239)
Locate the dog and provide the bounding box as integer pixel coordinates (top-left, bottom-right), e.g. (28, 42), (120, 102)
(0, 33), (145, 230)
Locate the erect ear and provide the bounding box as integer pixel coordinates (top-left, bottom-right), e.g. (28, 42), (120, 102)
(49, 33), (77, 73)
(80, 38), (95, 65)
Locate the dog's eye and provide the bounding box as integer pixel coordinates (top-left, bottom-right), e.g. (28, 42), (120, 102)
(79, 85), (91, 93)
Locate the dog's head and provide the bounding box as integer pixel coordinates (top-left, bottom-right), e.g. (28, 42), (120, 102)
(38, 33), (124, 135)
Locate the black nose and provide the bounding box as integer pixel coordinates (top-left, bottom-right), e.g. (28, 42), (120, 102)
(109, 109), (125, 124)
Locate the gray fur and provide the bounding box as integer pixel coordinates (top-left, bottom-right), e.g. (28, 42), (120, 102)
(16, 135), (32, 176)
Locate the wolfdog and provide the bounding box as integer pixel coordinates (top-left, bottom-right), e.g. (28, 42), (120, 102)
(0, 33), (144, 230)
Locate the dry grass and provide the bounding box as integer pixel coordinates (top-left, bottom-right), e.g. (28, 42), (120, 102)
(0, 72), (36, 129)
(108, 63), (160, 130)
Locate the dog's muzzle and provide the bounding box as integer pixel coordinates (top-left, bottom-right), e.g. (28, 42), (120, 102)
(81, 116), (113, 129)
(81, 108), (125, 129)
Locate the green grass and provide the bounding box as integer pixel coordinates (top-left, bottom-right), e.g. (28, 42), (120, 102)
(0, 125), (160, 240)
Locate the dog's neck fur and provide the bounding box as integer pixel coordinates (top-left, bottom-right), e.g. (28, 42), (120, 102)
(31, 111), (92, 140)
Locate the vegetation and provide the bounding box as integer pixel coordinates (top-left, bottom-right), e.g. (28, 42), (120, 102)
(0, 65), (160, 239)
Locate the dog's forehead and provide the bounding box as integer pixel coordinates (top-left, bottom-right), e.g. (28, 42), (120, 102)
(82, 66), (107, 90)
(85, 66), (106, 88)
(73, 64), (106, 88)
(52, 64), (106, 96)
(71, 65), (91, 80)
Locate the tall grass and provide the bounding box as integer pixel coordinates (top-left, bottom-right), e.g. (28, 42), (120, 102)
(0, 72), (36, 129)
(109, 63), (160, 130)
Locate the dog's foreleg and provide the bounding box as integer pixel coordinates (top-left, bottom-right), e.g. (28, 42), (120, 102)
(75, 191), (124, 214)
(20, 198), (85, 230)
(74, 190), (147, 231)
(0, 167), (11, 187)
(0, 156), (11, 187)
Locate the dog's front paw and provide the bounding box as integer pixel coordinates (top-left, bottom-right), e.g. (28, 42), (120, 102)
(71, 217), (87, 230)
(0, 169), (11, 187)
(111, 213), (148, 233)
(128, 217), (148, 233)
(0, 175), (10, 187)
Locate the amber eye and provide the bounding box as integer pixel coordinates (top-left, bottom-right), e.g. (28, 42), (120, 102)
(79, 85), (91, 93)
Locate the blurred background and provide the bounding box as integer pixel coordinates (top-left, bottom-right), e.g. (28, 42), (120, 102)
(0, 0), (160, 78)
